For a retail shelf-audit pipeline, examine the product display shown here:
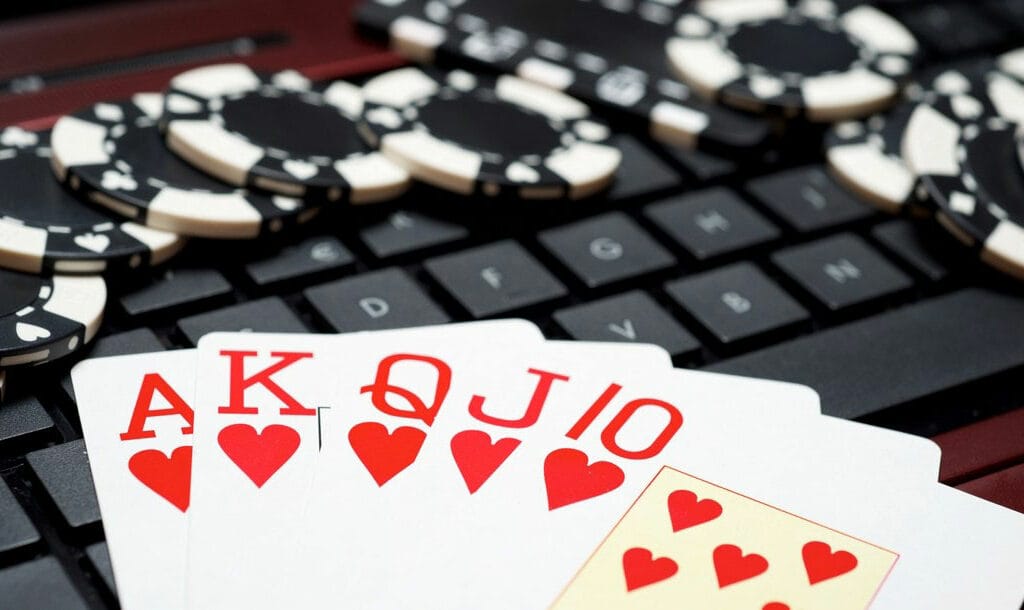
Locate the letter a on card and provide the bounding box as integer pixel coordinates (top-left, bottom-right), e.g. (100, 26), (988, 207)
(73, 350), (199, 610)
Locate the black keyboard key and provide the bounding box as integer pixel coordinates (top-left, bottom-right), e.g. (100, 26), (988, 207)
(645, 188), (780, 260)
(360, 210), (469, 259)
(607, 135), (684, 201)
(0, 556), (88, 610)
(0, 395), (55, 450)
(871, 220), (953, 282)
(539, 212), (675, 288)
(26, 440), (100, 529)
(665, 263), (809, 345)
(748, 167), (874, 233)
(121, 269), (232, 318)
(662, 145), (737, 181)
(553, 291), (701, 358)
(244, 237), (355, 287)
(60, 328), (165, 402)
(305, 268), (450, 332)
(425, 241), (568, 317)
(707, 289), (1024, 420)
(0, 479), (39, 555)
(773, 234), (912, 311)
(177, 297), (308, 346)
(86, 542), (116, 594)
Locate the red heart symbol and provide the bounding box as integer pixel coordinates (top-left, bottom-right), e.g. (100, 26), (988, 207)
(543, 448), (625, 511)
(667, 489), (722, 532)
(763, 604), (790, 610)
(348, 422), (426, 487)
(622, 547), (678, 592)
(128, 446), (192, 512)
(802, 541), (858, 585)
(217, 424), (300, 488)
(450, 430), (521, 494)
(713, 544), (769, 588)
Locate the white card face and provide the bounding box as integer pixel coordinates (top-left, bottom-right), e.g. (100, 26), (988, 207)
(292, 342), (834, 609)
(647, 418), (1024, 610)
(869, 483), (1024, 609)
(72, 350), (197, 610)
(187, 332), (337, 610)
(188, 320), (544, 610)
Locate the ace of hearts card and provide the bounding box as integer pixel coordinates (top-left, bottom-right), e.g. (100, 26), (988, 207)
(73, 350), (197, 610)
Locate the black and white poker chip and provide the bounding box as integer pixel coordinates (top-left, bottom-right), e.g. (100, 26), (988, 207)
(0, 268), (105, 367)
(159, 64), (409, 203)
(667, 0), (919, 121)
(51, 94), (322, 240)
(914, 122), (1024, 280)
(822, 66), (943, 216)
(0, 127), (184, 275)
(826, 103), (920, 214)
(358, 67), (621, 199)
(825, 63), (985, 215)
(356, 0), (772, 151)
(901, 54), (1024, 280)
(903, 56), (1024, 173)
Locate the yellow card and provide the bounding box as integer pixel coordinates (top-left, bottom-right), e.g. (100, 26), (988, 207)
(551, 467), (897, 610)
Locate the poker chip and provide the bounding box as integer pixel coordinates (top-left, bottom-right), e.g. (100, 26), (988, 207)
(357, 0), (773, 151)
(0, 127), (184, 275)
(902, 57), (1024, 174)
(51, 94), (323, 240)
(825, 102), (919, 214)
(823, 67), (947, 216)
(160, 64), (409, 203)
(901, 56), (1024, 280)
(0, 268), (105, 367)
(907, 121), (1024, 280)
(358, 67), (621, 199)
(666, 0), (919, 121)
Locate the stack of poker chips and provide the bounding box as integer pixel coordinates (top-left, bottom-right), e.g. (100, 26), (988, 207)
(0, 62), (624, 378)
(4, 0), (1024, 383)
(366, 0), (1024, 281)
(665, 1), (1024, 282)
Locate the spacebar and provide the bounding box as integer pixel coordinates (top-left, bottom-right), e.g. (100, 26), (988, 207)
(704, 289), (1024, 419)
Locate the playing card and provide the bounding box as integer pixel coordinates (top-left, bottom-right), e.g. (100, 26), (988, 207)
(703, 425), (1023, 610)
(72, 350), (197, 610)
(381, 394), (934, 610)
(187, 320), (545, 610)
(444, 413), (940, 610)
(870, 483), (1024, 609)
(186, 332), (339, 610)
(553, 467), (898, 609)
(293, 341), (840, 609)
(554, 416), (1024, 610)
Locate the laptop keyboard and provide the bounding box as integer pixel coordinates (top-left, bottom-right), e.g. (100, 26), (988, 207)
(2, 1), (1024, 608)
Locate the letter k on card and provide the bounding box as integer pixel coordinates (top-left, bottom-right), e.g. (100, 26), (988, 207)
(187, 333), (332, 610)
